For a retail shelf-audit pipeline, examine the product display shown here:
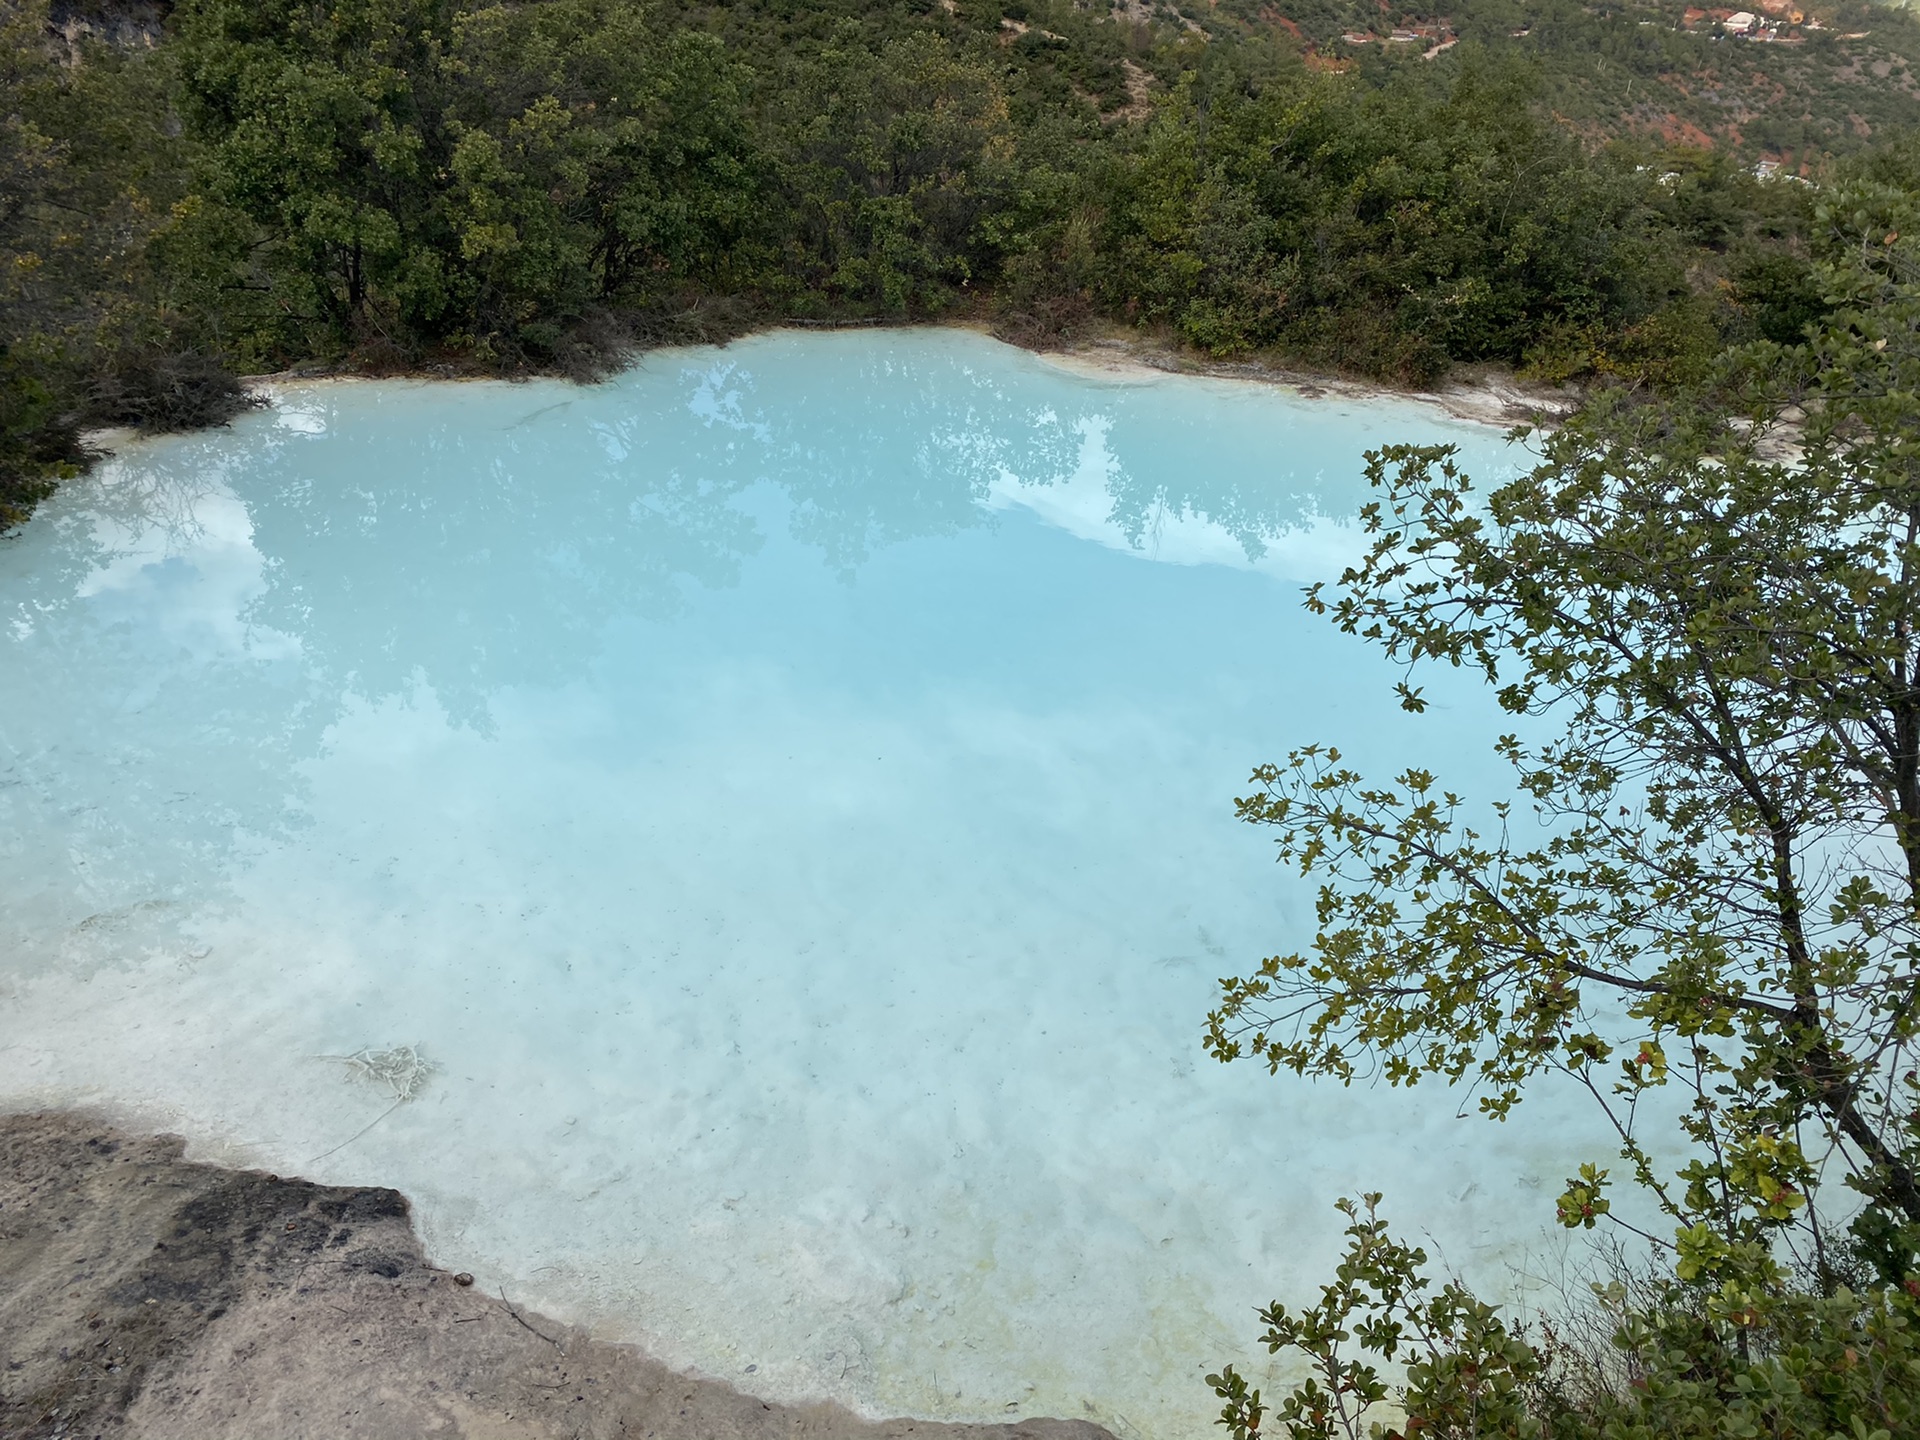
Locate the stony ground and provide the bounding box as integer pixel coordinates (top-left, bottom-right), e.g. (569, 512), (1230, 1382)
(0, 1112), (1114, 1440)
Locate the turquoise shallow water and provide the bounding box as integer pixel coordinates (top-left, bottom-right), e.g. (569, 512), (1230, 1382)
(1, 330), (1596, 1437)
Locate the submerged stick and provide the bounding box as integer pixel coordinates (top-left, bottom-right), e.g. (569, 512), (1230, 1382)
(307, 1097), (403, 1164)
(307, 1045), (434, 1163)
(499, 1288), (562, 1348)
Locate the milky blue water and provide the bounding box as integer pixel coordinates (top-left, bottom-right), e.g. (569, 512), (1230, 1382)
(0, 331), (1598, 1437)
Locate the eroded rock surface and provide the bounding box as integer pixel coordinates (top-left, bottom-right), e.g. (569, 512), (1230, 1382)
(0, 1112), (1114, 1440)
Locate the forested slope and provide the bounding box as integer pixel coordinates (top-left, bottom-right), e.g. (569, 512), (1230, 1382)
(4, 0), (1920, 523)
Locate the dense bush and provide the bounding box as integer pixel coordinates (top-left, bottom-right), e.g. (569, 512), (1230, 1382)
(1209, 1195), (1920, 1440)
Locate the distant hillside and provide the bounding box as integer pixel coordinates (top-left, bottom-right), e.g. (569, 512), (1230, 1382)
(898, 0), (1920, 159)
(1209, 0), (1920, 159)
(46, 0), (1920, 161)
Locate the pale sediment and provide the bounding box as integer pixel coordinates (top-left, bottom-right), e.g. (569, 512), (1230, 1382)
(224, 321), (1578, 436)
(1031, 334), (1579, 430)
(0, 1111), (1116, 1440)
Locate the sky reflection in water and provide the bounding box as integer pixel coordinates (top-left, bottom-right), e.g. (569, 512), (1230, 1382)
(0, 330), (1596, 1439)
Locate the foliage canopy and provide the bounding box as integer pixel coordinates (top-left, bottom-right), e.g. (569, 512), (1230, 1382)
(1204, 143), (1920, 1440)
(10, 0), (1920, 519)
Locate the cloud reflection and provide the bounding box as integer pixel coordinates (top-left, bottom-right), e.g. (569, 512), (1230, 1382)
(0, 329), (1517, 939)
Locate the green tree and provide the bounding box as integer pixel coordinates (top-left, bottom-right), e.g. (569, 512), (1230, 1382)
(1203, 145), (1920, 1440)
(1211, 165), (1920, 1275)
(445, 0), (758, 327)
(0, 0), (233, 525)
(170, 0), (462, 355)
(769, 28), (1016, 314)
(1097, 56), (1678, 380)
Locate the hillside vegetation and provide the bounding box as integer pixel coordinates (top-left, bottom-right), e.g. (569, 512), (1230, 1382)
(0, 0), (1916, 516)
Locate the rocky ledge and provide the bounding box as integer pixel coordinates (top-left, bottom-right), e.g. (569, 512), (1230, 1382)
(0, 1112), (1114, 1440)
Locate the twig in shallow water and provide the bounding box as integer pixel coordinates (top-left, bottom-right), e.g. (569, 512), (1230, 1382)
(499, 1289), (562, 1348)
(306, 1046), (435, 1162)
(307, 1098), (403, 1163)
